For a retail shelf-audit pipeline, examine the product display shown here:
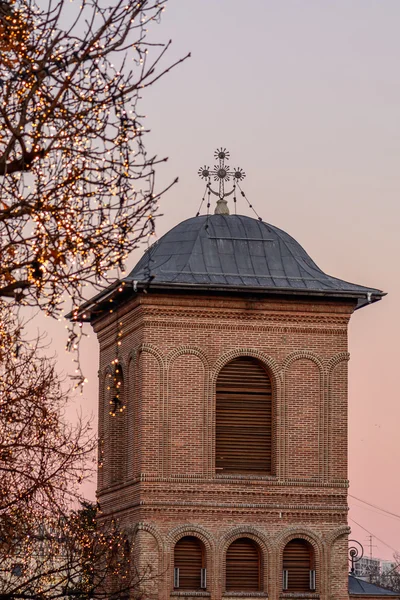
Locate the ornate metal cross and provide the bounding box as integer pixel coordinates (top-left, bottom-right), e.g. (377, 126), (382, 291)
(198, 147), (246, 200)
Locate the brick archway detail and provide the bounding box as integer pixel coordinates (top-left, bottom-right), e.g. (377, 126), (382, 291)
(325, 525), (350, 545)
(211, 349), (280, 478)
(221, 525), (272, 556)
(166, 523), (215, 552)
(220, 526), (271, 593)
(103, 364), (113, 378)
(138, 343), (165, 368)
(212, 348), (280, 386)
(126, 352), (136, 404)
(277, 527), (323, 548)
(326, 354), (350, 482)
(276, 528), (323, 593)
(326, 352), (350, 374)
(98, 368), (112, 490)
(281, 351), (325, 480)
(165, 347), (210, 476)
(130, 522), (165, 586)
(166, 345), (210, 370)
(127, 345), (141, 368)
(126, 348), (140, 480)
(118, 356), (127, 373)
(101, 364), (114, 397)
(101, 362), (127, 487)
(137, 343), (165, 474)
(132, 521), (164, 551)
(166, 524), (215, 593)
(281, 350), (324, 375)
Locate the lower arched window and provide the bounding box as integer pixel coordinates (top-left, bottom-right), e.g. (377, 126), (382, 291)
(282, 538), (316, 592)
(174, 536), (206, 590)
(226, 538), (261, 592)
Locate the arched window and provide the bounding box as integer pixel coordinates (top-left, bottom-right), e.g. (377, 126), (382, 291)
(226, 538), (261, 592)
(174, 536), (206, 591)
(282, 538), (316, 592)
(216, 357), (272, 474)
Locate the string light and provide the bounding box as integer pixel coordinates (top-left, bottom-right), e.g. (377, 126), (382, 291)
(0, 0), (189, 388)
(0, 1), (182, 593)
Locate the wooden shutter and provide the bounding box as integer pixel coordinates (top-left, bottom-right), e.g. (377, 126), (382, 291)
(174, 536), (204, 590)
(283, 539), (314, 592)
(226, 538), (261, 592)
(216, 357), (272, 474)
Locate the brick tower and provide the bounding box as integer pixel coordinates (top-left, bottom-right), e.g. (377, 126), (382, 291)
(76, 152), (383, 600)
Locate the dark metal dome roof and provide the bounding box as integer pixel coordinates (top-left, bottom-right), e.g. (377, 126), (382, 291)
(126, 214), (383, 308)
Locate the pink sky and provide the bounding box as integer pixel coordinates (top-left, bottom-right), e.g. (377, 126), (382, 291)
(33, 0), (400, 561)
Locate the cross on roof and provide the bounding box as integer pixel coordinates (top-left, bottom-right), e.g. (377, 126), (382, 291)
(198, 147), (246, 200)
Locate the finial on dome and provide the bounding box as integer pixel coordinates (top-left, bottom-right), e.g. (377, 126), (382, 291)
(215, 198), (229, 215)
(198, 147), (246, 213)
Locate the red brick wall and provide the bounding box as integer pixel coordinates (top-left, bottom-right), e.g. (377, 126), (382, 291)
(93, 293), (355, 600)
(285, 358), (321, 479)
(330, 360), (348, 480)
(170, 354), (205, 476)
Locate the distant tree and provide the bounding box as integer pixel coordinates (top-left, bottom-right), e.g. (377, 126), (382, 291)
(0, 311), (155, 599)
(0, 306), (94, 597)
(0, 499), (152, 599)
(0, 0), (188, 319)
(376, 555), (400, 593)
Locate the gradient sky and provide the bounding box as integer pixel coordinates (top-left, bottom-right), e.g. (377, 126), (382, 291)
(33, 0), (400, 561)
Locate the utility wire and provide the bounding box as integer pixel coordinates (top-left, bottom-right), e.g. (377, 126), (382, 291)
(349, 494), (400, 521)
(351, 500), (400, 522)
(349, 517), (400, 580)
(349, 517), (400, 555)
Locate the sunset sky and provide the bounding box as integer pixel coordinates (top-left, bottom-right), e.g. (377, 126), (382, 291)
(34, 0), (400, 561)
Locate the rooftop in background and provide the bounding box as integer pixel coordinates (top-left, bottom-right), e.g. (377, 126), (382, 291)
(349, 575), (400, 597)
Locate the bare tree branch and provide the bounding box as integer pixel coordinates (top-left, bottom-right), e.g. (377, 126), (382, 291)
(0, 0), (187, 317)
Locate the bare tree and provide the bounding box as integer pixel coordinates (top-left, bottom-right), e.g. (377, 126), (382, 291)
(0, 312), (154, 599)
(0, 309), (92, 514)
(0, 0), (188, 317)
(375, 555), (400, 593)
(0, 1), (184, 594)
(0, 499), (153, 599)
(0, 306), (97, 597)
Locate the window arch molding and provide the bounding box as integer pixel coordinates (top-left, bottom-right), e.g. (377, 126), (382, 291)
(221, 528), (270, 594)
(167, 525), (215, 593)
(132, 521), (165, 558)
(325, 525), (350, 546)
(281, 350), (325, 379)
(166, 344), (211, 371)
(278, 530), (322, 594)
(212, 348), (280, 388)
(131, 522), (164, 597)
(214, 352), (277, 475)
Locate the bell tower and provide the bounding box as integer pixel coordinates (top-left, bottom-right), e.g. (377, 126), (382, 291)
(77, 149), (384, 600)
